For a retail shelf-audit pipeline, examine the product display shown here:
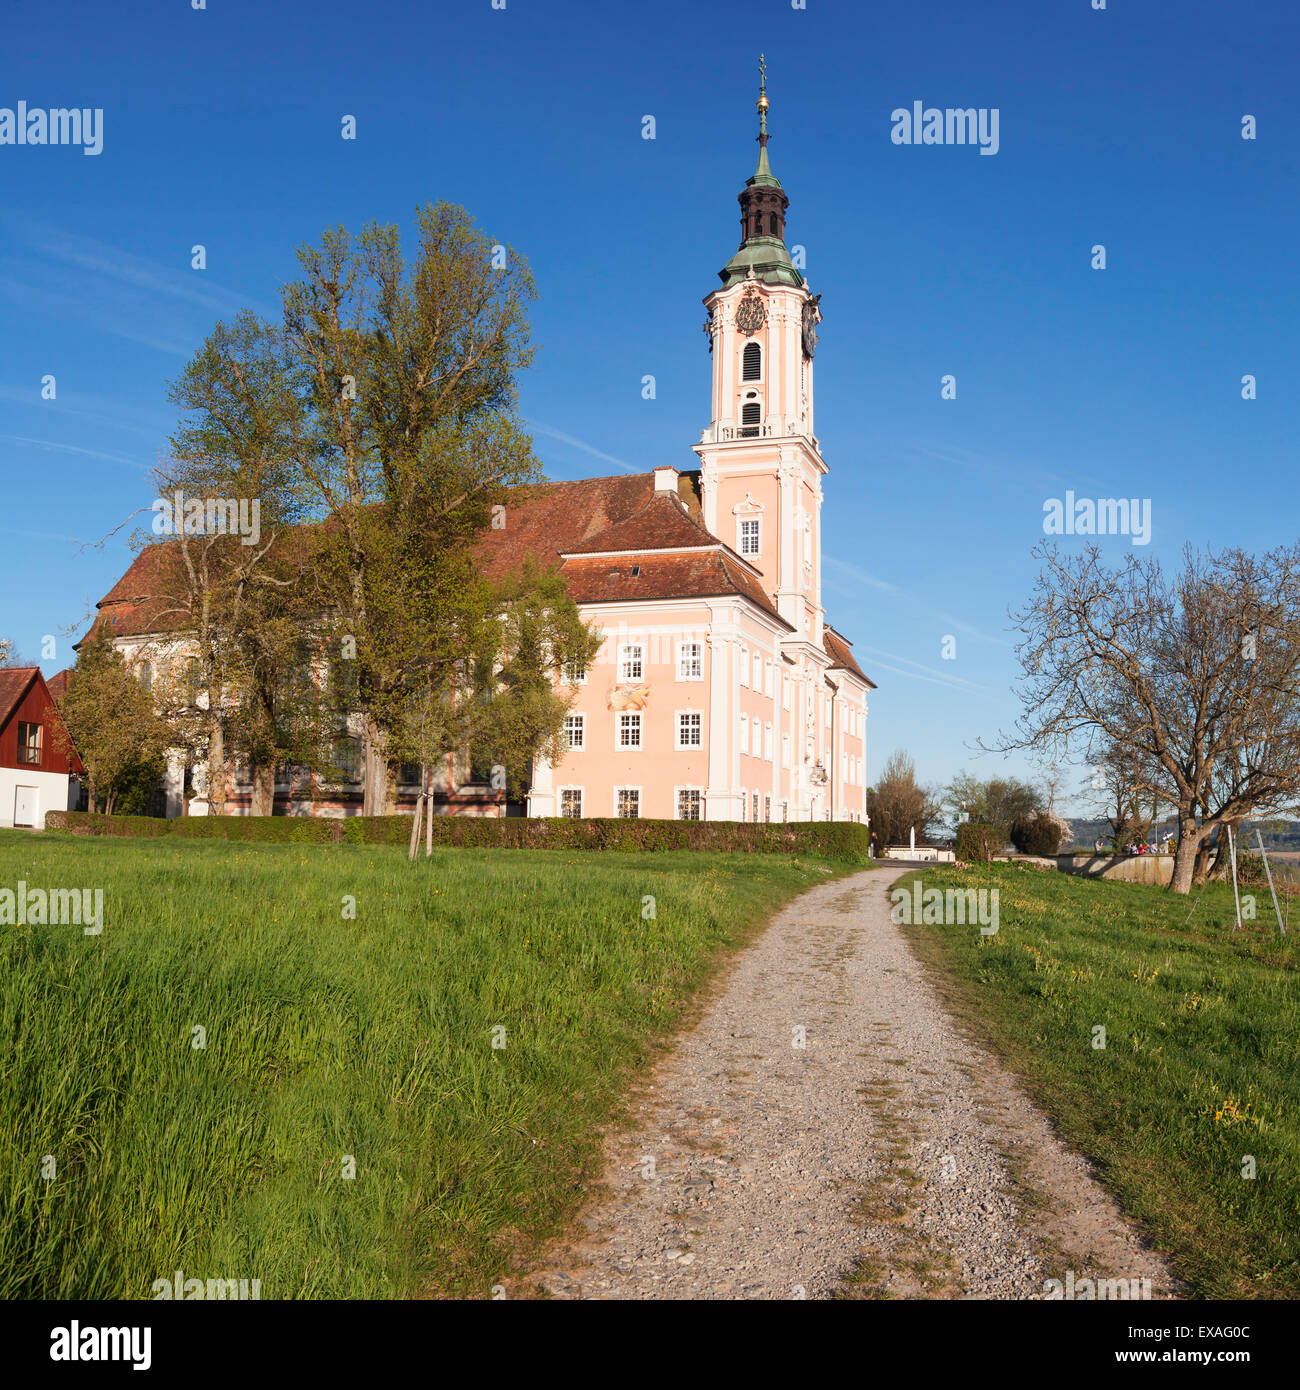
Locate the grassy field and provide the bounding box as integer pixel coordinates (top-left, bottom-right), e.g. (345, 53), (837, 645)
(0, 829), (861, 1298)
(897, 861), (1300, 1299)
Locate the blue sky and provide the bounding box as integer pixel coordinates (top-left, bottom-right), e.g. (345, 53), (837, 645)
(2, 0), (1296, 814)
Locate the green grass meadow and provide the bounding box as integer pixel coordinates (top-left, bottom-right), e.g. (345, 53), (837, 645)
(898, 862), (1300, 1299)
(0, 829), (859, 1298)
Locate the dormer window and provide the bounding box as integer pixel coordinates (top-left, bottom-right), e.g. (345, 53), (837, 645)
(742, 342), (761, 381)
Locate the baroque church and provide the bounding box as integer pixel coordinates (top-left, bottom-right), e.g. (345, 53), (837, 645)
(89, 74), (875, 822)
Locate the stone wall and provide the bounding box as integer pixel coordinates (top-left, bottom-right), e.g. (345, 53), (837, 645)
(1056, 853), (1174, 887)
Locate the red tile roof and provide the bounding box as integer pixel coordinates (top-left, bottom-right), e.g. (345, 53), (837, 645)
(560, 549), (789, 625)
(86, 469), (870, 681)
(0, 667), (38, 729)
(823, 627), (875, 687)
(46, 669), (70, 702)
(563, 492), (720, 556)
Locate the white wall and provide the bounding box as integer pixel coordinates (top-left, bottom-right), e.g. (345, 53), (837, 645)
(0, 768), (72, 829)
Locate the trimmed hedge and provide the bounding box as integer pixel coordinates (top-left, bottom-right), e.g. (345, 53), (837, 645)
(44, 809), (871, 858)
(955, 821), (1004, 864)
(43, 811), (170, 838)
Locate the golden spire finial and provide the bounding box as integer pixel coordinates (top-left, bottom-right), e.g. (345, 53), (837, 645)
(757, 53), (769, 134)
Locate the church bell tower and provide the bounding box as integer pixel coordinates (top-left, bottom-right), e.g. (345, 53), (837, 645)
(694, 57), (828, 648)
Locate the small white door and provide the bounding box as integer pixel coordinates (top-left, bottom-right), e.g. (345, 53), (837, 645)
(13, 786), (38, 827)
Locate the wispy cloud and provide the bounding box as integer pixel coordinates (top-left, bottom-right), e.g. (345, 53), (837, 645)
(855, 644), (993, 695)
(0, 434), (149, 473)
(0, 220), (274, 360)
(823, 554), (1010, 647)
(529, 421), (638, 474)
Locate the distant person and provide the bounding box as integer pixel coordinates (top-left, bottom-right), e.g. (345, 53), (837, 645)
(1095, 837), (1104, 854)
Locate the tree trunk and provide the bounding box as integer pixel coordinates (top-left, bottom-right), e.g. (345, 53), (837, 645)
(206, 717), (227, 817)
(1170, 818), (1202, 894)
(251, 761), (275, 817)
(362, 715), (392, 816)
(1192, 838), (1214, 887)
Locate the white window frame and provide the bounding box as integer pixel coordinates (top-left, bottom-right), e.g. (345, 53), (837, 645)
(764, 660), (774, 698)
(738, 516), (761, 557)
(676, 710), (703, 750)
(558, 786), (583, 818)
(739, 644), (749, 687)
(739, 715), (749, 755)
(675, 785), (704, 821)
(563, 712), (585, 751)
(783, 677), (791, 710)
(752, 716), (761, 755)
(617, 712), (642, 750)
(752, 652), (762, 689)
(676, 639), (703, 682)
(614, 786), (642, 819)
(764, 722), (773, 761)
(561, 659), (587, 686)
(782, 732), (790, 767)
(618, 642), (644, 682)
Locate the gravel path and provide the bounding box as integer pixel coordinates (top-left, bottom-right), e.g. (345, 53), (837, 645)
(525, 867), (1177, 1300)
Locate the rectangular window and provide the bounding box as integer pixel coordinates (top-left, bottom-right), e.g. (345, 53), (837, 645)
(752, 652), (762, 689)
(16, 722), (42, 766)
(739, 715), (749, 755)
(561, 659), (587, 685)
(619, 643), (643, 681)
(739, 518), (760, 555)
(782, 732), (790, 767)
(752, 792), (759, 822)
(563, 713), (585, 751)
(560, 787), (583, 818)
(676, 787), (702, 821)
(332, 736), (361, 783)
(618, 712), (642, 749)
(739, 645), (749, 687)
(764, 795), (771, 823)
(752, 717), (761, 755)
(765, 661), (774, 698)
(764, 724), (773, 761)
(677, 641), (703, 681)
(740, 788), (747, 821)
(617, 787), (640, 819)
(677, 711), (702, 749)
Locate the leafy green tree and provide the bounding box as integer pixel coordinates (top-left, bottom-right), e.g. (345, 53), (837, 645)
(944, 773), (1042, 838)
(280, 202), (542, 813)
(52, 632), (171, 815)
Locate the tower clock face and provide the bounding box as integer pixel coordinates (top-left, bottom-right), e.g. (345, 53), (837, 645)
(801, 300), (819, 358)
(735, 293), (766, 336)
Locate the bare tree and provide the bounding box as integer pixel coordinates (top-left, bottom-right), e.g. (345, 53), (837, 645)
(988, 542), (1300, 893)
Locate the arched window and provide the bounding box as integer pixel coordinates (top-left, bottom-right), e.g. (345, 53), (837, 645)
(183, 657), (202, 704)
(742, 342), (761, 381)
(769, 212), (778, 235)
